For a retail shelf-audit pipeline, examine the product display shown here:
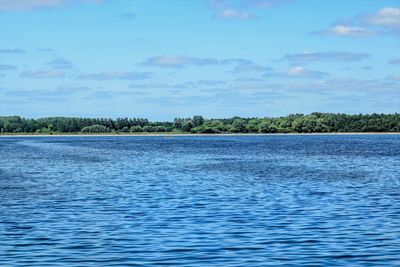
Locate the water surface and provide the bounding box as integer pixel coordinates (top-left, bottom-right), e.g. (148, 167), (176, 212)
(1, 135), (399, 266)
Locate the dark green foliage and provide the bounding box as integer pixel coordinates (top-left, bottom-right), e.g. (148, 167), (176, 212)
(130, 126), (142, 132)
(230, 118), (247, 133)
(81, 124), (110, 133)
(120, 126), (130, 132)
(259, 120), (278, 133)
(182, 120), (193, 132)
(192, 116), (205, 127)
(0, 113), (399, 134)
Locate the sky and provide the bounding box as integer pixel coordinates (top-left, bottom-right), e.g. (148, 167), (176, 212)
(0, 0), (399, 120)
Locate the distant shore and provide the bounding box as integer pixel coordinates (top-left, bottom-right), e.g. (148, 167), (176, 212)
(2, 114), (399, 135)
(1, 132), (399, 137)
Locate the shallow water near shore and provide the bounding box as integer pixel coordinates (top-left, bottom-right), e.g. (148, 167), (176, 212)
(1, 135), (399, 266)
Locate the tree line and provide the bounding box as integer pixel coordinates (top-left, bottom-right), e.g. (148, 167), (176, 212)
(0, 113), (399, 134)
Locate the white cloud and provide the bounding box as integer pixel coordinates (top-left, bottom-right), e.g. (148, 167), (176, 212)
(244, 0), (291, 8)
(284, 51), (370, 62)
(313, 7), (400, 37)
(142, 56), (268, 70)
(209, 0), (259, 20)
(368, 7), (400, 26)
(21, 70), (64, 78)
(209, 0), (227, 9)
(229, 62), (272, 73)
(0, 0), (63, 10)
(0, 0), (102, 11)
(313, 77), (399, 93)
(77, 71), (152, 80)
(264, 66), (329, 79)
(331, 25), (369, 36)
(142, 55), (249, 68)
(143, 56), (193, 67)
(287, 66), (304, 75)
(47, 58), (74, 69)
(215, 9), (254, 20)
(129, 83), (170, 89)
(174, 80), (226, 89)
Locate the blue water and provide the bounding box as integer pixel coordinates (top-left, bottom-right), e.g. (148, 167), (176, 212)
(1, 135), (399, 266)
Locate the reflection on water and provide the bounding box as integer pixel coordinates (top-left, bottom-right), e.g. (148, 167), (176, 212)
(1, 135), (399, 266)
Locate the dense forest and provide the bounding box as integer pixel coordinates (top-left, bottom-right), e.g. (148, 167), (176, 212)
(0, 113), (399, 134)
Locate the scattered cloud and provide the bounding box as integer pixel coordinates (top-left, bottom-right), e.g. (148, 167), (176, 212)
(209, 0), (291, 20)
(367, 7), (400, 27)
(142, 55), (220, 68)
(56, 85), (91, 93)
(142, 55), (256, 69)
(244, 0), (292, 8)
(228, 76), (399, 96)
(234, 77), (265, 82)
(209, 0), (227, 9)
(229, 62), (272, 73)
(0, 49), (25, 54)
(313, 77), (399, 93)
(46, 58), (74, 69)
(264, 66), (330, 79)
(287, 66), (326, 77)
(6, 86), (90, 101)
(312, 7), (400, 37)
(388, 58), (400, 65)
(128, 80), (226, 91)
(0, 0), (103, 11)
(77, 71), (152, 80)
(221, 58), (254, 65)
(20, 70), (64, 78)
(129, 83), (170, 89)
(340, 66), (373, 71)
(0, 0), (64, 10)
(228, 81), (284, 91)
(214, 9), (254, 20)
(313, 25), (370, 37)
(174, 80), (226, 89)
(284, 51), (370, 62)
(0, 64), (17, 71)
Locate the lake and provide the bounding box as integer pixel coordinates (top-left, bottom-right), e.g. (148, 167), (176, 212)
(1, 135), (399, 266)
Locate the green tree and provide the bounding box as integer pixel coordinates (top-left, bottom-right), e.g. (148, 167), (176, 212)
(246, 119), (260, 133)
(130, 126), (142, 132)
(259, 120), (278, 133)
(81, 124), (109, 133)
(230, 119), (246, 133)
(192, 116), (205, 127)
(182, 120), (193, 132)
(120, 126), (130, 132)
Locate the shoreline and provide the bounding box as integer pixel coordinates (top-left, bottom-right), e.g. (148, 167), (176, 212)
(1, 132), (399, 137)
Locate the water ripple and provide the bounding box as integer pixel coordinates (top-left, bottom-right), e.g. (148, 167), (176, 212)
(1, 135), (399, 266)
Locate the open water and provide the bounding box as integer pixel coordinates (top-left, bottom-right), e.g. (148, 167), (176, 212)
(0, 135), (399, 266)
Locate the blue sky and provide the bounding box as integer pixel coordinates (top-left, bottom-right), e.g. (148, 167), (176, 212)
(0, 0), (399, 120)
